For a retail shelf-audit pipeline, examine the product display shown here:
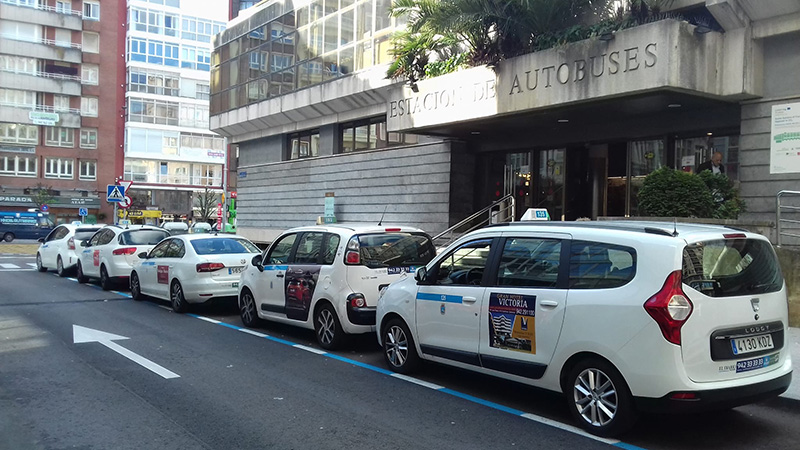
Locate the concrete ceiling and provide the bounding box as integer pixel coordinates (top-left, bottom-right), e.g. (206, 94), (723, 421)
(738, 0), (800, 21)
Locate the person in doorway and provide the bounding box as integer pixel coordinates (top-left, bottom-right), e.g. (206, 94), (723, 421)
(697, 152), (725, 174)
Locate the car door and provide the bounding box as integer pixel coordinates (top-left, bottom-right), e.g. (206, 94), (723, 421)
(41, 226), (68, 267)
(93, 229), (118, 277)
(414, 238), (495, 366)
(253, 233), (298, 317)
(281, 232), (325, 321)
(80, 229), (109, 278)
(139, 239), (172, 298)
(477, 234), (569, 380)
(155, 239), (185, 299)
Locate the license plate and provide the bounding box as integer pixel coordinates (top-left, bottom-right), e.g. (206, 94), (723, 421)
(736, 353), (780, 373)
(731, 333), (774, 356)
(232, 282), (239, 288)
(228, 267), (243, 275)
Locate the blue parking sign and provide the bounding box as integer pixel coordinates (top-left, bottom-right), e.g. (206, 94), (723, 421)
(79, 207), (88, 216)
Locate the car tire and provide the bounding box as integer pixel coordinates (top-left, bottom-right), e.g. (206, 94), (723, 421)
(171, 280), (188, 313)
(76, 262), (88, 284)
(382, 318), (420, 374)
(239, 288), (262, 327)
(2, 232), (14, 243)
(130, 272), (144, 301)
(99, 265), (113, 291)
(36, 253), (47, 272)
(565, 357), (636, 438)
(56, 256), (67, 277)
(314, 302), (344, 350)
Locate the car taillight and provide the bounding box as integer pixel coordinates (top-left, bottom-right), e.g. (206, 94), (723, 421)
(644, 270), (693, 345)
(68, 237), (75, 250)
(723, 233), (746, 239)
(196, 262), (225, 272)
(345, 251), (360, 264)
(348, 293), (366, 308)
(345, 237), (360, 265)
(384, 228), (401, 232)
(112, 247), (137, 256)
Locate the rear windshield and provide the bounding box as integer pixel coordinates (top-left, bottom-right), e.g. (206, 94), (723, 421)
(682, 238), (783, 297)
(120, 229), (169, 245)
(191, 238), (260, 255)
(356, 233), (436, 268)
(75, 228), (102, 240)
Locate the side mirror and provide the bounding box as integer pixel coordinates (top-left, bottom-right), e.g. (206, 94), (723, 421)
(415, 266), (428, 283)
(137, 252), (148, 259)
(251, 254), (264, 272)
(37, 237), (45, 243)
(80, 240), (89, 247)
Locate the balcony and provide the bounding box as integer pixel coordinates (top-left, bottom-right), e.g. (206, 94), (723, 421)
(0, 1), (82, 31)
(0, 70), (81, 96)
(0, 103), (81, 128)
(0, 35), (81, 64)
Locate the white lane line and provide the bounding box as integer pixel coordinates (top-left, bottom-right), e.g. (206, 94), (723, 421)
(157, 305), (172, 311)
(0, 263), (20, 269)
(27, 263), (37, 268)
(389, 373), (445, 390)
(293, 344), (327, 355)
(520, 413), (620, 445)
(196, 316), (221, 324)
(0, 268), (35, 272)
(238, 328), (268, 338)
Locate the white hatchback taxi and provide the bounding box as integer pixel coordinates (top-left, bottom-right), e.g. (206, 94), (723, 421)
(239, 224), (436, 349)
(130, 234), (260, 312)
(36, 223), (104, 276)
(77, 225), (170, 290)
(376, 221), (792, 437)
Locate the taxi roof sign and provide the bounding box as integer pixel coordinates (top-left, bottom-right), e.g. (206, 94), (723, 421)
(520, 208), (550, 221)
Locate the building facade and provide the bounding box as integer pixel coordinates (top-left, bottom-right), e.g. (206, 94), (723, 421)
(210, 0), (800, 245)
(0, 0), (125, 224)
(123, 0), (228, 223)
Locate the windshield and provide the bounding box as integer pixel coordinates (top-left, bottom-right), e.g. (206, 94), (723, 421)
(120, 229), (169, 245)
(356, 232), (436, 268)
(682, 238), (783, 297)
(191, 238), (260, 255)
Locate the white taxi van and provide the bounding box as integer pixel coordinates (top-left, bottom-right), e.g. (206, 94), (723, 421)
(239, 224), (436, 349)
(376, 221), (792, 437)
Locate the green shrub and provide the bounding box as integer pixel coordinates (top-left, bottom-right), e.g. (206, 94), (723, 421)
(638, 167), (745, 219)
(696, 170), (746, 219)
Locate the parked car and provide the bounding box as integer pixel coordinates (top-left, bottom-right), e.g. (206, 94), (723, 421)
(190, 222), (212, 234)
(239, 224), (436, 349)
(77, 225), (170, 290)
(0, 211), (54, 242)
(130, 234), (260, 312)
(162, 222), (189, 236)
(36, 224), (104, 276)
(376, 221), (792, 437)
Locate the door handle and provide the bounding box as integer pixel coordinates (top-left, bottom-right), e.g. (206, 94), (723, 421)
(276, 273), (284, 278)
(539, 300), (559, 308)
(462, 296), (477, 303)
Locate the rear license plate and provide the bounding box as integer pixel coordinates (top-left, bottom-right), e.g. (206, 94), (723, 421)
(736, 353), (780, 373)
(228, 267), (243, 275)
(232, 282), (239, 288)
(731, 334), (774, 356)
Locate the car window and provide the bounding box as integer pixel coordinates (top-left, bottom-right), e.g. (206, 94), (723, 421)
(266, 233), (297, 265)
(431, 238), (493, 286)
(74, 228), (102, 241)
(165, 239), (185, 258)
(569, 240), (636, 289)
(682, 238), (782, 297)
(88, 230), (104, 246)
(46, 226), (66, 242)
(191, 238), (260, 255)
(355, 232), (436, 267)
(496, 238), (561, 288)
(293, 232), (324, 264)
(56, 226), (71, 240)
(149, 240), (171, 258)
(97, 229), (115, 246)
(120, 229), (169, 245)
(322, 233), (340, 265)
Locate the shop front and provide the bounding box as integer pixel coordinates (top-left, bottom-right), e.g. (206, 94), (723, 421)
(0, 193), (103, 224)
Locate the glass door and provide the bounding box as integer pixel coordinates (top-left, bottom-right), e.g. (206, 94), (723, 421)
(534, 149), (565, 221)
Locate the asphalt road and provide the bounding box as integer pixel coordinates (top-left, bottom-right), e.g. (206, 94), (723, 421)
(1, 254), (799, 450)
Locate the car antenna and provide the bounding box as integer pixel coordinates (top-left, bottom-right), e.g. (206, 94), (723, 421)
(377, 205), (388, 226)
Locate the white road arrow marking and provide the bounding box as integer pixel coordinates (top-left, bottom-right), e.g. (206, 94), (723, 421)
(72, 325), (180, 379)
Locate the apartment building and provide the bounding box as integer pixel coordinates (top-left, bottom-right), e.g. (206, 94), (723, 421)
(123, 0), (227, 222)
(0, 0), (125, 224)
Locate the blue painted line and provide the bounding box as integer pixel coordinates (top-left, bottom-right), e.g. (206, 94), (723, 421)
(613, 442), (648, 450)
(324, 353), (395, 376)
(440, 388), (527, 416)
(416, 292), (463, 304)
(216, 321), (242, 331)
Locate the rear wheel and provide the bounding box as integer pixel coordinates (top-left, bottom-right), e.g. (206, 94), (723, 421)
(99, 265), (113, 291)
(3, 233), (14, 242)
(36, 253), (47, 272)
(382, 318), (419, 374)
(565, 357), (636, 437)
(314, 302), (343, 350)
(130, 272), (143, 301)
(76, 262), (88, 283)
(56, 256), (67, 277)
(239, 289), (261, 327)
(171, 280), (188, 313)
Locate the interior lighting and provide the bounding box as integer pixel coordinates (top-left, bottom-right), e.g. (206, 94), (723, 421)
(668, 103), (682, 108)
(557, 119), (569, 123)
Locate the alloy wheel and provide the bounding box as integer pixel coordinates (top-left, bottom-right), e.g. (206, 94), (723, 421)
(240, 292), (257, 326)
(316, 308), (335, 346)
(573, 367), (618, 427)
(385, 324), (409, 368)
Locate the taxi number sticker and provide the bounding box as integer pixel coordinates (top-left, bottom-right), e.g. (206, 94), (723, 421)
(736, 353), (779, 373)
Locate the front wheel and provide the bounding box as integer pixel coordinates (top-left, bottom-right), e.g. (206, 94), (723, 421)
(171, 280), (188, 313)
(565, 358), (636, 437)
(99, 265), (113, 291)
(382, 318), (420, 374)
(314, 302), (343, 350)
(239, 289), (262, 327)
(130, 272), (143, 301)
(2, 233), (13, 243)
(56, 256), (67, 277)
(36, 253), (47, 272)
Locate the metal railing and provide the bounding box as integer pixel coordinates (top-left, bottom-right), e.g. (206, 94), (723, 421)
(0, 0), (82, 17)
(0, 33), (82, 50)
(0, 101), (80, 115)
(431, 194), (516, 248)
(777, 190), (800, 247)
(0, 68), (81, 82)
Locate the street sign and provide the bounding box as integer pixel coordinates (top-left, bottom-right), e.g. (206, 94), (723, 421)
(118, 196), (132, 209)
(78, 207), (88, 216)
(107, 185), (125, 202)
(230, 191), (237, 199)
(41, 204), (49, 212)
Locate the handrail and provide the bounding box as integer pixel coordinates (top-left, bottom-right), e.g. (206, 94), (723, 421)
(0, 0), (83, 17)
(0, 33), (82, 50)
(432, 194), (516, 248)
(777, 190), (800, 247)
(0, 68), (81, 82)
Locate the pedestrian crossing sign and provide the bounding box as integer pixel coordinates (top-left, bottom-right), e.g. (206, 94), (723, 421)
(107, 185), (126, 202)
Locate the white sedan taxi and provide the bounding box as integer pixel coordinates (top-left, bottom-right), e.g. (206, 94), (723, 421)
(130, 234), (260, 313)
(37, 223), (104, 277)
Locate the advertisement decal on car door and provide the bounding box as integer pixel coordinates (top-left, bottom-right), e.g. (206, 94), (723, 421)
(284, 266), (320, 321)
(488, 292), (537, 354)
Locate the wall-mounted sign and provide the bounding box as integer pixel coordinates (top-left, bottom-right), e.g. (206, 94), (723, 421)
(29, 111), (59, 126)
(770, 102), (800, 174)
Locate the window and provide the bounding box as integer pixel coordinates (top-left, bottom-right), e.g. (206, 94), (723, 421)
(496, 238), (562, 288)
(45, 127), (74, 147)
(83, 1), (100, 20)
(266, 233), (298, 265)
(431, 239), (493, 286)
(164, 43), (179, 67)
(0, 123), (38, 145)
(56, 1), (72, 14)
(294, 232), (324, 264)
(0, 88), (36, 108)
(341, 117), (417, 152)
(288, 130), (320, 160)
(53, 95), (70, 112)
(81, 64), (98, 85)
(196, 83), (210, 100)
(127, 98), (179, 125)
(128, 70), (179, 96)
(81, 97), (98, 116)
(569, 241), (636, 289)
(82, 31), (99, 53)
(192, 164), (221, 186)
(322, 234), (341, 265)
(164, 14), (178, 36)
(45, 157), (74, 179)
(129, 37), (147, 62)
(179, 104), (209, 128)
(0, 154), (37, 177)
(80, 128), (97, 149)
(79, 160), (96, 180)
(180, 133), (225, 151)
(0, 55), (37, 74)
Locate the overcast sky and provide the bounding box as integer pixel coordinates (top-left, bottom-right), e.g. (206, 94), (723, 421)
(178, 0), (230, 21)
